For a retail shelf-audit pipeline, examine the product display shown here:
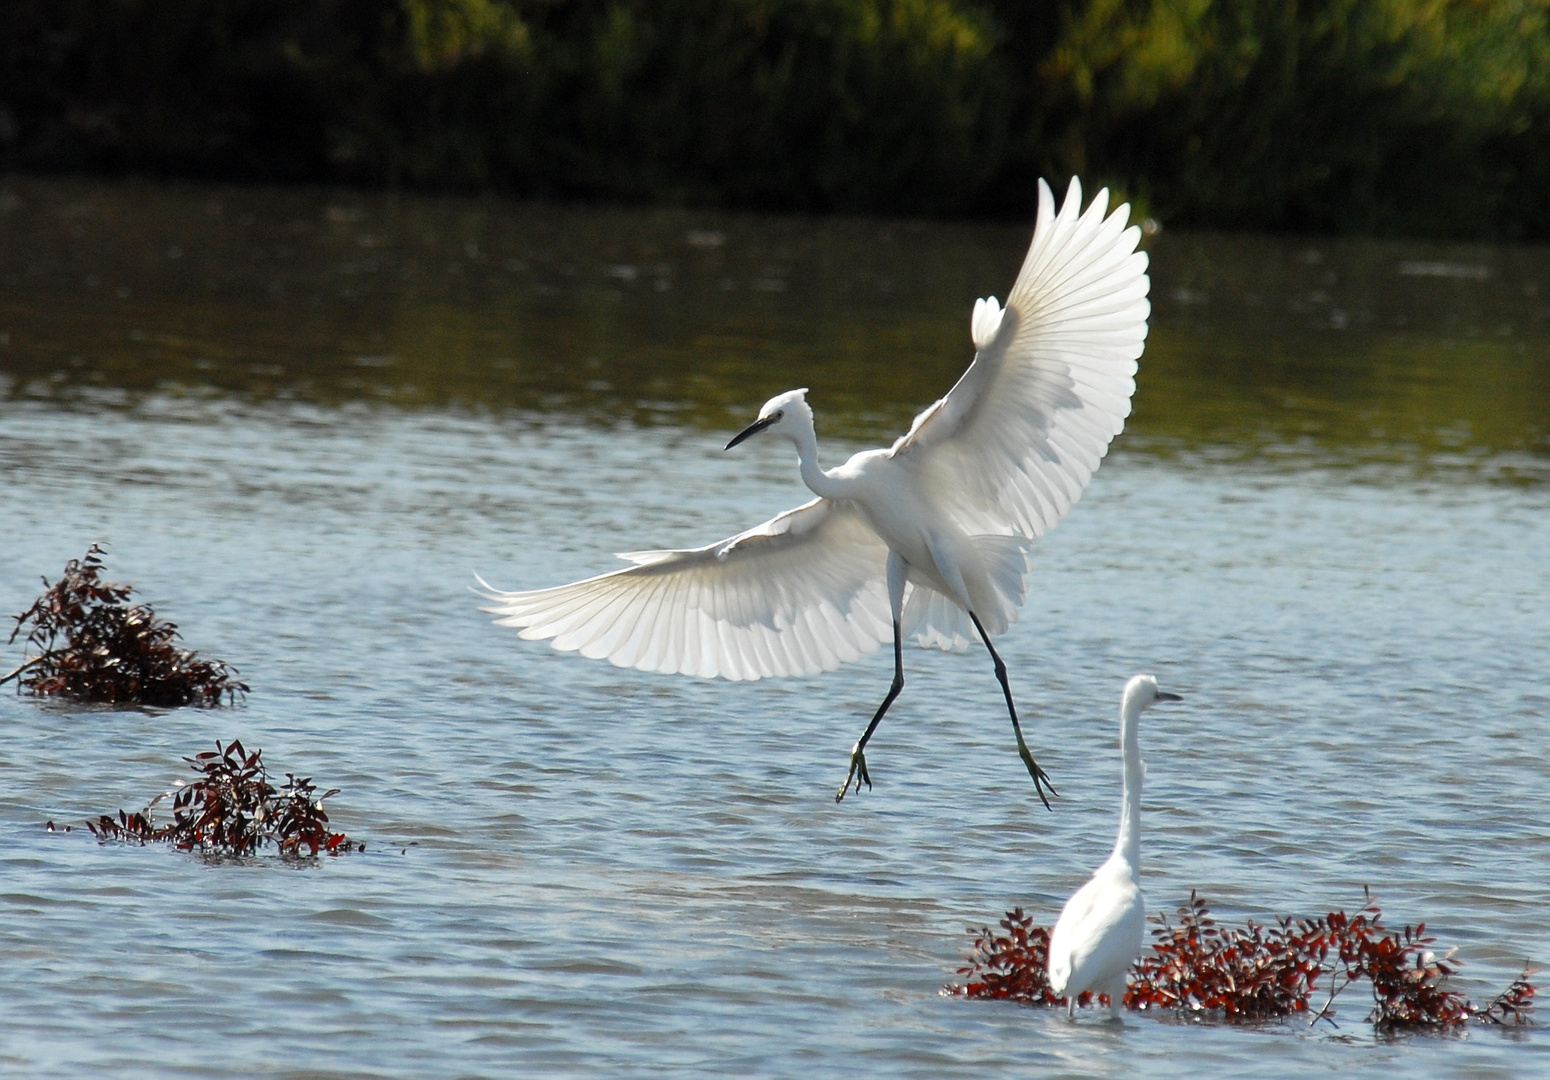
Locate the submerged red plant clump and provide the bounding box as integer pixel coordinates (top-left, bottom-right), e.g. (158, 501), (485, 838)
(88, 740), (360, 857)
(951, 908), (1098, 1008)
(948, 891), (1535, 1031)
(1126, 890), (1322, 1020)
(5, 544), (247, 707)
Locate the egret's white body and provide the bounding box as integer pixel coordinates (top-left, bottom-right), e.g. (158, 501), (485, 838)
(481, 178), (1151, 800)
(1047, 674), (1181, 1018)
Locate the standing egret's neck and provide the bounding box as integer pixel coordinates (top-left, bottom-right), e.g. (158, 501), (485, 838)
(788, 412), (844, 499)
(1112, 696), (1144, 873)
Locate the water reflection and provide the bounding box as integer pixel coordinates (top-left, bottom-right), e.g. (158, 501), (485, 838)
(1, 177), (1547, 476)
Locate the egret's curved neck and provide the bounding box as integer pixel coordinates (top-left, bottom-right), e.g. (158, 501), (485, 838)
(1112, 700), (1143, 873)
(789, 416), (844, 499)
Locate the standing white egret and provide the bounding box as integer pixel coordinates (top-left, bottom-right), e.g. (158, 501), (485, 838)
(480, 177), (1150, 805)
(1047, 674), (1182, 1019)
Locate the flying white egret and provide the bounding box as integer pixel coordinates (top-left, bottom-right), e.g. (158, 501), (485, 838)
(1047, 674), (1182, 1019)
(480, 177), (1150, 805)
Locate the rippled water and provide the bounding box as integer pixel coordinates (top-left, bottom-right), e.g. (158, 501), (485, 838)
(2, 179), (1549, 1078)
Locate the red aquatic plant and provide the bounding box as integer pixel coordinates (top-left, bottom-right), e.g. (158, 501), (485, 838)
(1476, 968), (1539, 1026)
(948, 891), (1535, 1031)
(88, 740), (358, 857)
(271, 771), (356, 857)
(5, 544), (247, 707)
(949, 908), (1096, 1008)
(1126, 890), (1324, 1020)
(1285, 890), (1537, 1030)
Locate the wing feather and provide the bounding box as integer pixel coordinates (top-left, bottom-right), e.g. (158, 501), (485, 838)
(648, 577), (679, 674)
(612, 575), (667, 670)
(748, 622), (777, 680)
(551, 592), (616, 652)
(669, 577), (691, 674)
(577, 598), (625, 660)
(685, 585), (710, 675)
(714, 612), (742, 682)
(891, 177), (1149, 539)
(638, 581), (671, 666)
(481, 498), (892, 681)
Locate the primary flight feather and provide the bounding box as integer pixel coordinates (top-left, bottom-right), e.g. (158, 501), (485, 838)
(481, 177), (1151, 803)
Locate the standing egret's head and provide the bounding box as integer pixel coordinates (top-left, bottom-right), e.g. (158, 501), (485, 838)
(725, 388), (812, 450)
(1122, 674), (1183, 715)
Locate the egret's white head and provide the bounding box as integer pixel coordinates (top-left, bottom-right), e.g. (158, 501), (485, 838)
(1122, 674), (1183, 716)
(725, 388), (813, 450)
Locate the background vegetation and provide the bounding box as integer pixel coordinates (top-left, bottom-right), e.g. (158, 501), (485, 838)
(4, 0), (1550, 237)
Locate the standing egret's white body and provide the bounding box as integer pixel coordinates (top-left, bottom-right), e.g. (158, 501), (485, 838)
(480, 177), (1151, 803)
(1047, 674), (1181, 1018)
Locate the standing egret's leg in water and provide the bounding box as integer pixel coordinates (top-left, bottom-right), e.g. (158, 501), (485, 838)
(970, 612), (1055, 810)
(837, 552), (908, 802)
(1107, 977), (1126, 1020)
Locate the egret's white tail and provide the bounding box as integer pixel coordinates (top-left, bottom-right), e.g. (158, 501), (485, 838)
(903, 534), (1032, 651)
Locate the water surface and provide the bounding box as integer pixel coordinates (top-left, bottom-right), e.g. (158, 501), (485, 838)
(1, 179), (1548, 1078)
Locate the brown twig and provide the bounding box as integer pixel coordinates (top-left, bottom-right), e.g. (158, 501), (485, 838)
(1309, 970), (1358, 1028)
(0, 655), (46, 687)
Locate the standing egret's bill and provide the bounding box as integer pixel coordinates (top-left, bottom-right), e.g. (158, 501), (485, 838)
(480, 177), (1151, 805)
(1047, 674), (1182, 1019)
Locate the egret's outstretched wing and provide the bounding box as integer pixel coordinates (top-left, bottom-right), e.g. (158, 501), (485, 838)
(479, 499), (893, 681)
(890, 177), (1149, 538)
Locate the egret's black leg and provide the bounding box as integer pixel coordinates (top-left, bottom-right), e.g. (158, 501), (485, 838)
(836, 619), (904, 802)
(969, 612), (1056, 810)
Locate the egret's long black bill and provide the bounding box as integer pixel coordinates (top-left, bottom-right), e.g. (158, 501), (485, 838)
(725, 414), (778, 450)
(1156, 691), (1184, 702)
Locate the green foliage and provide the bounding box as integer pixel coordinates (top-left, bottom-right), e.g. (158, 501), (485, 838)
(2, 0), (1550, 235)
(526, 0), (1006, 211)
(0, 0), (1014, 211)
(402, 0), (532, 70)
(1045, 0), (1550, 236)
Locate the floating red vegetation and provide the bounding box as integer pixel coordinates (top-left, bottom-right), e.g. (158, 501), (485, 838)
(1126, 890), (1322, 1020)
(949, 908), (1099, 1009)
(88, 740), (360, 857)
(948, 891), (1535, 1031)
(4, 544), (247, 707)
